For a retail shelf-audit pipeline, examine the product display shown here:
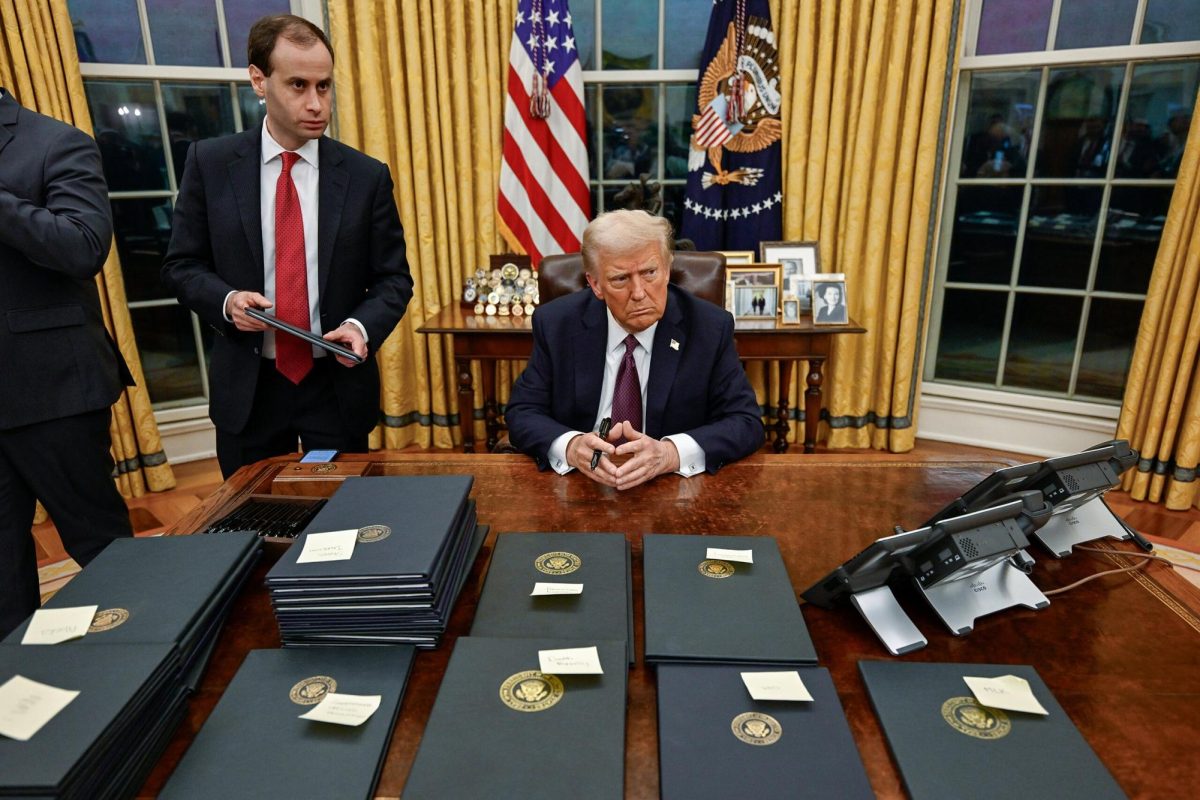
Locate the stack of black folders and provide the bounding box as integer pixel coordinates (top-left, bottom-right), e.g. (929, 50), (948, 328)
(470, 532), (634, 663)
(159, 647), (415, 799)
(404, 636), (627, 799)
(265, 475), (485, 647)
(859, 661), (1125, 799)
(0, 532), (261, 799)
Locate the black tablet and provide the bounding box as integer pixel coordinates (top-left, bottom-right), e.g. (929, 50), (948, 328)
(244, 307), (364, 364)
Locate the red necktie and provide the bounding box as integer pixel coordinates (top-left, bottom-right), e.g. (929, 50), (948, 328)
(610, 335), (642, 442)
(274, 151), (312, 384)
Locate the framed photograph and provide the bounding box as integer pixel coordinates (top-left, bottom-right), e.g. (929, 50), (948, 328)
(760, 241), (820, 311)
(717, 250), (757, 265)
(780, 296), (801, 326)
(726, 264), (781, 321)
(812, 273), (848, 326)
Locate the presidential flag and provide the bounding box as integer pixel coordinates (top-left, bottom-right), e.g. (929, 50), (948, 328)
(499, 0), (591, 266)
(681, 0), (782, 251)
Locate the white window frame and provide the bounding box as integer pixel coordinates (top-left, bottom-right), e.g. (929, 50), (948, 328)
(582, 0), (701, 221)
(920, 0), (1200, 456)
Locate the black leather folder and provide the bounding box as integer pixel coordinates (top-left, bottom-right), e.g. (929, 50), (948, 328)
(266, 475), (474, 584)
(470, 532), (633, 663)
(404, 636), (627, 799)
(4, 533), (258, 648)
(657, 664), (873, 799)
(643, 534), (817, 665)
(0, 642), (178, 798)
(858, 660), (1125, 799)
(2, 532), (259, 690)
(159, 646), (416, 800)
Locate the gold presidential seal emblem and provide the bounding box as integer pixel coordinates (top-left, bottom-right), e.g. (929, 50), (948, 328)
(535, 551), (581, 576)
(698, 559), (735, 579)
(731, 711), (782, 745)
(941, 696), (1012, 740)
(289, 675), (337, 706)
(499, 670), (565, 713)
(88, 607), (130, 633)
(310, 463), (336, 474)
(357, 524), (391, 543)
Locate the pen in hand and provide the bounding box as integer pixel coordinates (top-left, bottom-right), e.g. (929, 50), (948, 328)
(590, 417), (613, 470)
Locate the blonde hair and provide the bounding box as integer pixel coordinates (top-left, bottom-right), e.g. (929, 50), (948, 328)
(580, 209), (673, 276)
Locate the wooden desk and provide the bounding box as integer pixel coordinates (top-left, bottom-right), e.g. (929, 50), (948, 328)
(143, 453), (1200, 799)
(417, 304), (866, 454)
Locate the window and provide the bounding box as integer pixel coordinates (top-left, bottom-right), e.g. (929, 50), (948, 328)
(926, 0), (1200, 406)
(69, 0), (304, 411)
(574, 0), (707, 233)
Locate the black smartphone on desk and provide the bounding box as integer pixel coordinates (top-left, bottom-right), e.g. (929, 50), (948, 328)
(244, 307), (364, 364)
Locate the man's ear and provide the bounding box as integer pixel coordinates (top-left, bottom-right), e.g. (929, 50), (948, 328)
(249, 64), (266, 97)
(585, 272), (604, 301)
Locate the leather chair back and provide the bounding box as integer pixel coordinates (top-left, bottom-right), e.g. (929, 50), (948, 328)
(538, 251), (727, 308)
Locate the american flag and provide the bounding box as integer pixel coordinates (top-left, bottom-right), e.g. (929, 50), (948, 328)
(499, 0), (591, 265)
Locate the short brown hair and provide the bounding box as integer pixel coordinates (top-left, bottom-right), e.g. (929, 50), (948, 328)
(247, 14), (334, 75)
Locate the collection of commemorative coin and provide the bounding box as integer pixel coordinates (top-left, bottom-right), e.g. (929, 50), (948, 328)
(463, 262), (539, 316)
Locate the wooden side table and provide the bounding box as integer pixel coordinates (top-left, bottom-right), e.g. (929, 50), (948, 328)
(417, 304), (865, 453)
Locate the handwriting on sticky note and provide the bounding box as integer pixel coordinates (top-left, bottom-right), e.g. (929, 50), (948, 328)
(21, 606), (99, 645)
(538, 645), (604, 675)
(296, 529), (358, 564)
(0, 675), (80, 741)
(741, 671), (813, 701)
(530, 582), (584, 596)
(299, 693), (382, 726)
(707, 547), (753, 564)
(963, 675), (1048, 715)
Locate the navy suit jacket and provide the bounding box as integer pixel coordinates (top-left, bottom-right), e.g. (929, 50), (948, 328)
(0, 91), (132, 430)
(506, 284), (763, 472)
(161, 125), (413, 436)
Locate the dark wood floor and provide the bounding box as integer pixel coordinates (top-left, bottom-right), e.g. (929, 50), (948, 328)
(32, 439), (1200, 567)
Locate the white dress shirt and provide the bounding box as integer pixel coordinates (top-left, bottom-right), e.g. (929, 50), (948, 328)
(224, 119), (366, 357)
(547, 308), (705, 476)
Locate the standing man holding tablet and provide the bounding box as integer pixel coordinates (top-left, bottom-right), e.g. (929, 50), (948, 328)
(163, 14), (412, 478)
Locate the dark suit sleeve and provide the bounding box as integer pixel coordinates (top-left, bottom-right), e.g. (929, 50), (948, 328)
(683, 312), (763, 472)
(161, 142), (238, 332)
(344, 164), (413, 345)
(505, 310), (574, 470)
(0, 126), (111, 279)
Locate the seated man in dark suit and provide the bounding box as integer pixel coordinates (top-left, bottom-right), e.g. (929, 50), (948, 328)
(506, 210), (763, 490)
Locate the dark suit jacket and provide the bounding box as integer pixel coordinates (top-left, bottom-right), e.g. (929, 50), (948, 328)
(0, 91), (131, 430)
(161, 125), (413, 436)
(506, 284), (763, 472)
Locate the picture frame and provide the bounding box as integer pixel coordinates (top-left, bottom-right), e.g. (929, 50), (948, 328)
(812, 273), (848, 326)
(760, 241), (820, 311)
(717, 250), (757, 266)
(726, 264), (782, 321)
(780, 295), (801, 326)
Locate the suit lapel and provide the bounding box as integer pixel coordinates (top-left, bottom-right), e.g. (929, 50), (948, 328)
(0, 92), (19, 158)
(574, 296), (608, 427)
(645, 290), (684, 439)
(228, 129), (263, 285)
(317, 137), (349, 301)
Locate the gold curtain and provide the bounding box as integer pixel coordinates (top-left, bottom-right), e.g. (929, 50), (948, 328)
(769, 0), (961, 451)
(0, 0), (175, 503)
(1116, 84), (1200, 511)
(327, 0), (517, 449)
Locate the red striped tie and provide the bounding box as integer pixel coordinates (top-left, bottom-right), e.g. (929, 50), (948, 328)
(274, 151), (312, 384)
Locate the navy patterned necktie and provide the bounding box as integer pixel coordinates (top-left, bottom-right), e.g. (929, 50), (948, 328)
(610, 334), (642, 441)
